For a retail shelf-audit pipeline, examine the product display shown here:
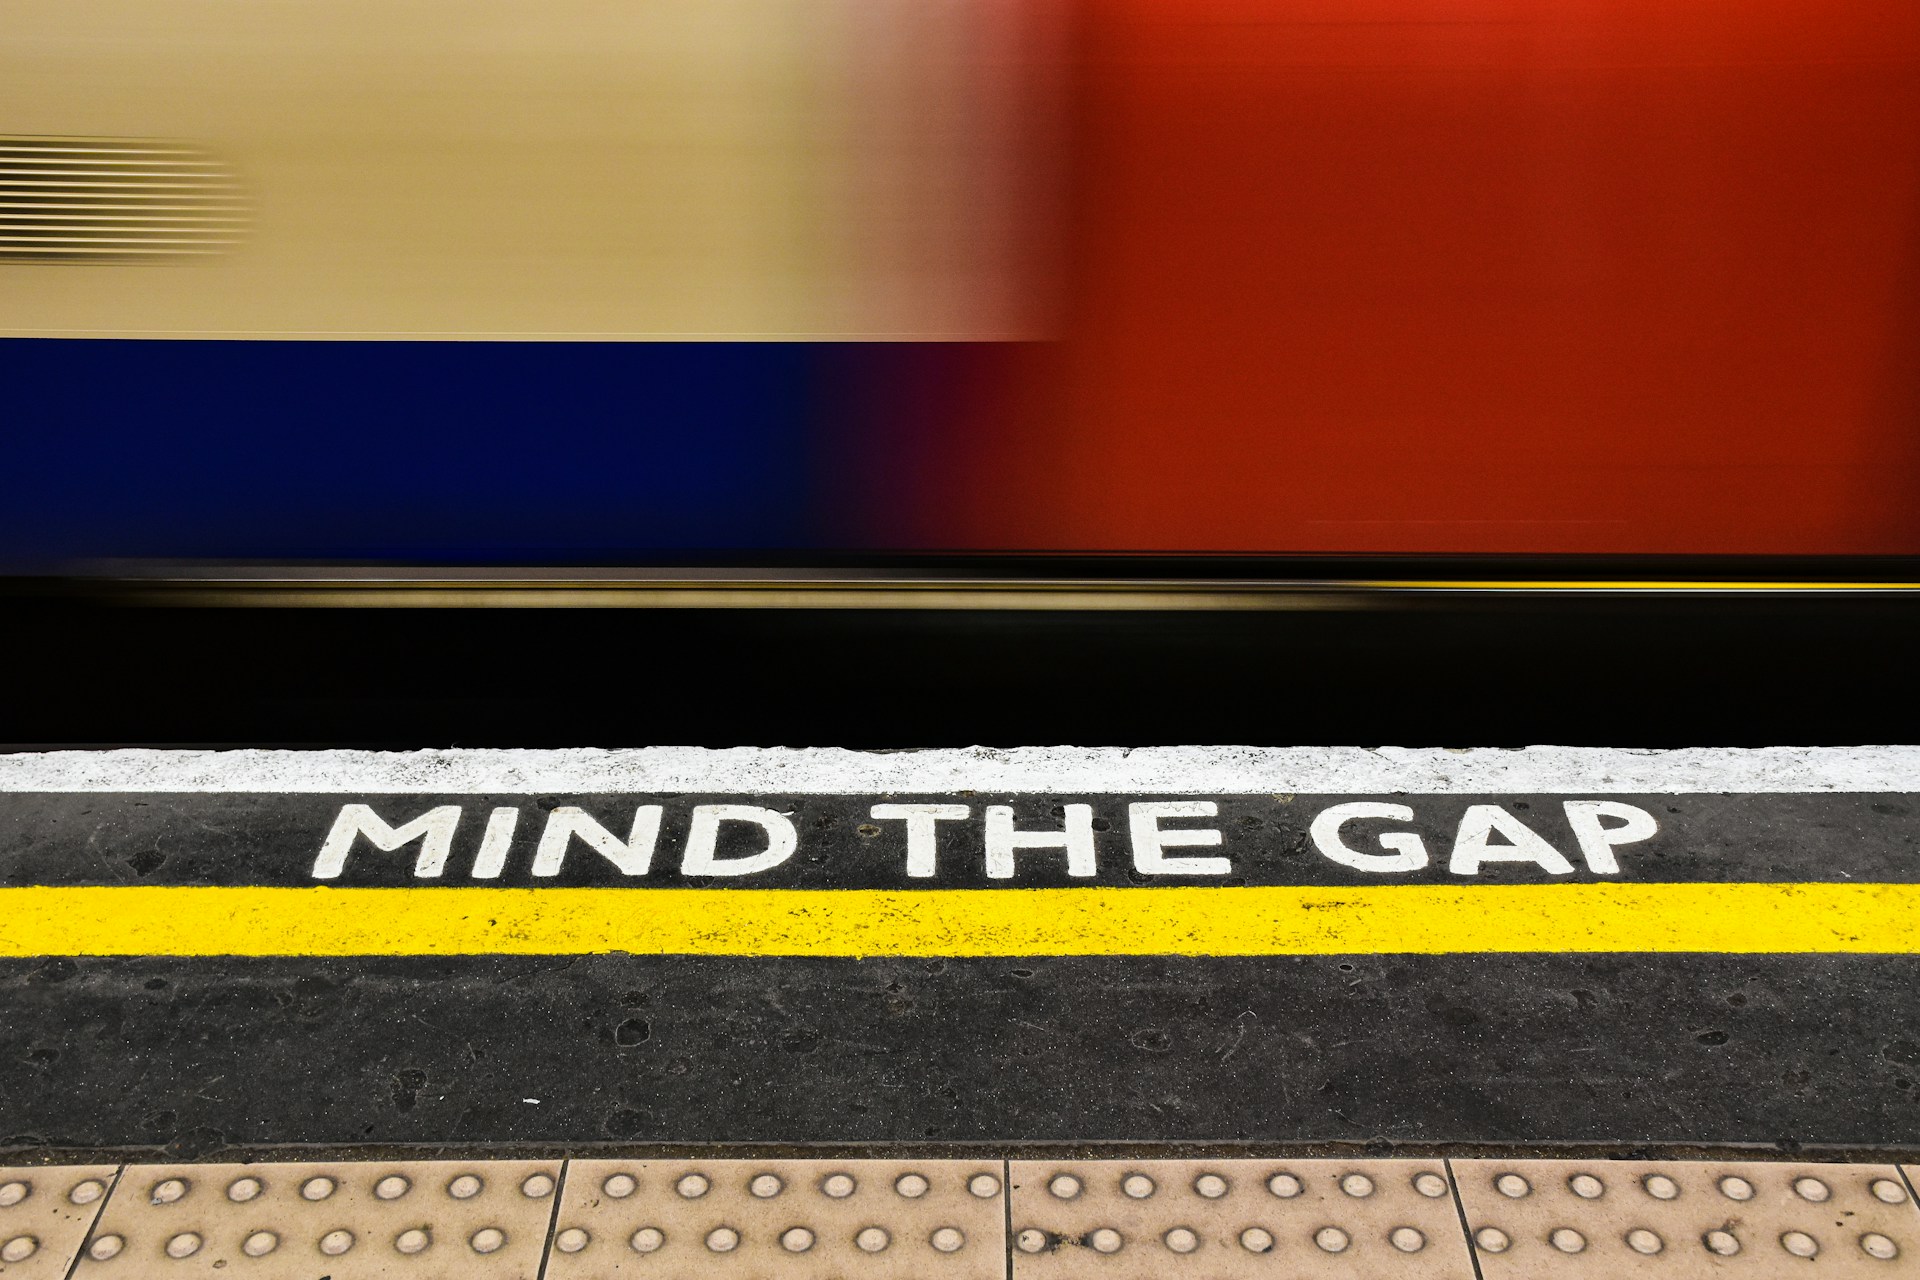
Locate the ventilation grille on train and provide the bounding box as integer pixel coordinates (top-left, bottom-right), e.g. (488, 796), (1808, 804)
(0, 136), (248, 261)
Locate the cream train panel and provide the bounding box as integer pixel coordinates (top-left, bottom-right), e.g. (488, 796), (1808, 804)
(0, 0), (1059, 338)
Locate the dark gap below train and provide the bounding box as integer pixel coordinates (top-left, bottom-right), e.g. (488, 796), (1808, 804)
(1, 586), (1915, 750)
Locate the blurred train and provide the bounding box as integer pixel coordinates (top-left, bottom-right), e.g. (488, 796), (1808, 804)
(3, 0), (1919, 568)
(9, 0), (1920, 1225)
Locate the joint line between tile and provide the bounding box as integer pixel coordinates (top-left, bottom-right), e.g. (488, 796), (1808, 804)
(535, 1158), (568, 1280)
(1002, 1157), (1014, 1280)
(59, 1163), (122, 1280)
(1443, 1157), (1485, 1280)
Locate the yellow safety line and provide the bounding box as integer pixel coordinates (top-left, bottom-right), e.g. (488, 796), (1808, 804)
(0, 883), (1914, 957)
(1358, 580), (1920, 591)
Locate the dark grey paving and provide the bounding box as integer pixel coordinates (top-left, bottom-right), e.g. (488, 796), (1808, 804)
(2, 953), (1915, 1158)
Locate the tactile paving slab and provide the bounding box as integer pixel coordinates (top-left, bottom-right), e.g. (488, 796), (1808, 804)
(1, 1155), (1915, 1278)
(545, 1158), (1006, 1277)
(0, 1165), (118, 1279)
(1454, 1158), (1920, 1276)
(68, 1158), (562, 1278)
(1007, 1158), (1473, 1278)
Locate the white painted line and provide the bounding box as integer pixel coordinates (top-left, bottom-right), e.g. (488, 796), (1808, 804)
(0, 745), (1916, 794)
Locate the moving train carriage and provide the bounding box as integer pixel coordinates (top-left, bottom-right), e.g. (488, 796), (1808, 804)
(2, 1), (1920, 1275)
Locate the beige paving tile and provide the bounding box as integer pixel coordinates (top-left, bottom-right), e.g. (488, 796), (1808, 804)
(1456, 1157), (1920, 1276)
(1008, 1157), (1473, 1278)
(69, 1158), (560, 1278)
(0, 1165), (119, 1279)
(546, 1158), (1005, 1278)
(9, 1152), (1915, 1278)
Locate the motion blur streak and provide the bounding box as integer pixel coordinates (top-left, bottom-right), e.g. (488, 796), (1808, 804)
(0, 0), (1063, 339)
(3, 0), (1920, 560)
(954, 0), (1920, 556)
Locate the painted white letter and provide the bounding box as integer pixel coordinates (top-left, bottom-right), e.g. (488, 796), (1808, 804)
(313, 803), (461, 879)
(533, 806), (663, 877)
(1129, 801), (1228, 875)
(1562, 800), (1657, 874)
(682, 804), (798, 877)
(1450, 805), (1574, 875)
(984, 804), (1097, 879)
(470, 807), (521, 879)
(870, 803), (971, 877)
(1309, 802), (1428, 873)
